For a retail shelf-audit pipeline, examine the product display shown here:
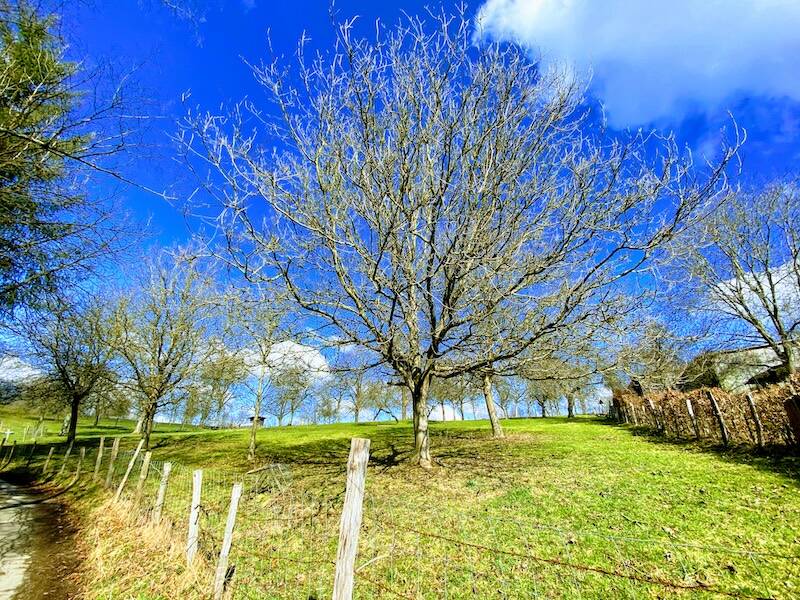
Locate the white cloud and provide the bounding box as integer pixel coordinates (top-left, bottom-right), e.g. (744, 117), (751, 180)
(242, 340), (330, 382)
(475, 0), (800, 126)
(0, 356), (41, 384)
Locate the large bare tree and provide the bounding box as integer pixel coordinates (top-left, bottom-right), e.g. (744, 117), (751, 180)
(179, 12), (739, 466)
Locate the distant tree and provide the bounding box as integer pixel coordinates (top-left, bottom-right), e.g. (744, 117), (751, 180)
(181, 11), (739, 466)
(7, 297), (117, 444)
(198, 339), (246, 426)
(268, 366), (311, 426)
(673, 184), (800, 375)
(112, 254), (214, 449)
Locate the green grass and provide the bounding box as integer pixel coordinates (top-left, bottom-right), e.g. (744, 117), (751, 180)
(5, 415), (800, 598)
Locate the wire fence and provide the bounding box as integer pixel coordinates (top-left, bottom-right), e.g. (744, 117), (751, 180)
(0, 437), (797, 599)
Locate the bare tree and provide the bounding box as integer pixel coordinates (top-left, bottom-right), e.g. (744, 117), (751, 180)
(112, 253), (214, 449)
(179, 11), (739, 466)
(673, 184), (800, 375)
(5, 297), (117, 444)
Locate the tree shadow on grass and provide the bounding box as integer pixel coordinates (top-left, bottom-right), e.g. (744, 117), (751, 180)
(589, 418), (800, 484)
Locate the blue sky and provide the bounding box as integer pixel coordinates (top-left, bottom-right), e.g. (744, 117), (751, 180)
(65, 0), (800, 247)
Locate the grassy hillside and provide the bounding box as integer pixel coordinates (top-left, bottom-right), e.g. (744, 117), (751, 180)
(6, 415), (800, 598)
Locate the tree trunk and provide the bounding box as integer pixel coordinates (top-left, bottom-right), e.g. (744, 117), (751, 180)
(354, 408), (360, 423)
(141, 401), (157, 450)
(249, 377), (263, 463)
(539, 400), (547, 418)
(411, 376), (432, 468)
(482, 374), (504, 438)
(66, 394), (81, 445)
(440, 401), (446, 421)
(567, 395), (576, 419)
(93, 402), (101, 427)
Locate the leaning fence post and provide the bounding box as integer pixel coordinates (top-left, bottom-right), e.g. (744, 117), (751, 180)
(105, 437), (121, 488)
(745, 393), (764, 448)
(26, 441), (37, 467)
(213, 482), (243, 600)
(114, 439), (145, 501)
(685, 397), (700, 439)
(333, 438), (371, 600)
(186, 469), (203, 565)
(152, 462), (172, 524)
(57, 441), (73, 477)
(707, 391), (730, 446)
(74, 447), (86, 479)
(646, 398), (662, 431)
(93, 437), (105, 481)
(43, 446), (55, 474)
(135, 451), (152, 501)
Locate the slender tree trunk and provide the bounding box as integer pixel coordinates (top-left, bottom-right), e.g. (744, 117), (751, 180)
(539, 400), (547, 418)
(440, 401), (446, 421)
(784, 341), (797, 375)
(66, 394), (81, 445)
(412, 375), (432, 468)
(483, 374), (504, 438)
(141, 399), (157, 450)
(567, 395), (576, 419)
(249, 377), (263, 463)
(93, 402), (101, 427)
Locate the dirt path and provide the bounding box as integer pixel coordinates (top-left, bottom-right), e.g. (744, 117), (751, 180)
(0, 477), (81, 600)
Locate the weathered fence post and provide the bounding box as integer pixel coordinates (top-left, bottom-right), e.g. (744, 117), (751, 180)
(784, 396), (800, 446)
(93, 437), (105, 481)
(685, 397), (700, 439)
(213, 482), (243, 600)
(630, 405), (639, 426)
(57, 441), (73, 477)
(26, 441), (37, 467)
(333, 438), (371, 600)
(646, 398), (662, 431)
(186, 469), (203, 565)
(707, 391), (730, 446)
(135, 451), (152, 501)
(1, 440), (16, 469)
(74, 447), (86, 479)
(152, 462), (172, 524)
(105, 437), (121, 488)
(745, 393), (764, 448)
(114, 439), (145, 501)
(42, 446), (55, 474)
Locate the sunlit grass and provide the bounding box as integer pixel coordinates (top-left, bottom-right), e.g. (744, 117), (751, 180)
(7, 414), (799, 598)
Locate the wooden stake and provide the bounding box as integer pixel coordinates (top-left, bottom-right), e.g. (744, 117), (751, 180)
(75, 447), (86, 478)
(186, 469), (203, 565)
(708, 391), (730, 446)
(26, 441), (37, 467)
(42, 446), (54, 474)
(152, 462), (172, 524)
(213, 482), (243, 600)
(135, 451), (152, 501)
(93, 437), (105, 481)
(333, 438), (371, 600)
(57, 441), (73, 477)
(746, 393), (764, 448)
(114, 439), (145, 501)
(685, 397), (700, 439)
(105, 437), (121, 488)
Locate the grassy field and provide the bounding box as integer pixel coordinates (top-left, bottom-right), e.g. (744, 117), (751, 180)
(4, 414), (799, 598)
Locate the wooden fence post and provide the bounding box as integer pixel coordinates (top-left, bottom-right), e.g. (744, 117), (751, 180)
(75, 447), (86, 478)
(186, 469), (203, 565)
(707, 391), (730, 446)
(93, 437), (105, 481)
(57, 442), (73, 477)
(630, 406), (639, 426)
(26, 441), (37, 467)
(1, 441), (16, 469)
(213, 482), (243, 600)
(114, 439), (145, 501)
(646, 398), (662, 431)
(333, 438), (371, 600)
(152, 462), (172, 524)
(745, 393), (764, 448)
(105, 437), (121, 488)
(135, 451), (152, 501)
(42, 446), (54, 474)
(685, 397), (700, 439)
